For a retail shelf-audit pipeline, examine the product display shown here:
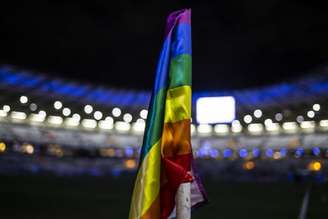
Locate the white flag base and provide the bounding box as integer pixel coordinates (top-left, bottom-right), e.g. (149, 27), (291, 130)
(176, 182), (191, 219)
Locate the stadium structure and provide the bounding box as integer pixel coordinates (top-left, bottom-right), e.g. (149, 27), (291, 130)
(0, 65), (328, 181)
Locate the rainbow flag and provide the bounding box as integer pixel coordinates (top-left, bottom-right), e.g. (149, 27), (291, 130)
(129, 9), (207, 219)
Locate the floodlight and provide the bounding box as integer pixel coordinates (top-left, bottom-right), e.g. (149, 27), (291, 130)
(196, 96), (235, 124)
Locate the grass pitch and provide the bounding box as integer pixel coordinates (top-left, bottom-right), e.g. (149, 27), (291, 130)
(0, 175), (327, 219)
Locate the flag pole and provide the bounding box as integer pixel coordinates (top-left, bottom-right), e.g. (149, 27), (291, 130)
(298, 185), (311, 219)
(176, 182), (191, 219)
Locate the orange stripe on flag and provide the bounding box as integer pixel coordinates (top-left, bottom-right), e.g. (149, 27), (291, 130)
(161, 119), (192, 157)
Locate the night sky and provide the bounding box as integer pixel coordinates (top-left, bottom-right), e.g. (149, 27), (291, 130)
(1, 1), (328, 91)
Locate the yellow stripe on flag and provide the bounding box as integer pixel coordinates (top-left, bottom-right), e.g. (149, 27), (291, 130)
(129, 140), (161, 219)
(164, 85), (191, 123)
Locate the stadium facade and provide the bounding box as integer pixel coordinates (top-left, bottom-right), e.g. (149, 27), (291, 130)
(0, 65), (327, 181)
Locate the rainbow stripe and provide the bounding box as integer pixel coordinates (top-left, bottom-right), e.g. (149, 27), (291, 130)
(129, 9), (206, 219)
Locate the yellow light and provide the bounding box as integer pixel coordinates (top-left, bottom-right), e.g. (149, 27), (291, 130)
(273, 151), (281, 160)
(99, 148), (116, 157)
(22, 143), (34, 154)
(26, 145), (34, 154)
(124, 159), (137, 169)
(313, 162), (321, 171)
(308, 161), (321, 172)
(243, 161), (255, 170)
(0, 142), (6, 152)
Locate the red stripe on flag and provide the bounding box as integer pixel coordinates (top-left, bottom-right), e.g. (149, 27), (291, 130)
(160, 153), (193, 219)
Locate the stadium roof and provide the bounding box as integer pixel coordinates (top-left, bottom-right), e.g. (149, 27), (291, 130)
(1, 65), (328, 123)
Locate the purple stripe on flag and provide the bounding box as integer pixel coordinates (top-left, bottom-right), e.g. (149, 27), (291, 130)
(190, 161), (208, 209)
(176, 10), (191, 25)
(165, 9), (191, 37)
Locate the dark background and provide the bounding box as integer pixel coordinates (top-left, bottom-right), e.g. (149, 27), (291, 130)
(1, 1), (328, 90)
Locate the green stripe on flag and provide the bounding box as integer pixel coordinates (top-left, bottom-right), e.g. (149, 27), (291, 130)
(169, 54), (191, 88)
(139, 88), (166, 163)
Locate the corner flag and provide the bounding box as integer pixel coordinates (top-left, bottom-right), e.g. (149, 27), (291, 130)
(129, 9), (207, 219)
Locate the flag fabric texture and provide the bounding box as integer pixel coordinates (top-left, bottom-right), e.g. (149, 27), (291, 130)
(129, 9), (207, 219)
